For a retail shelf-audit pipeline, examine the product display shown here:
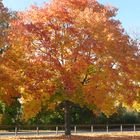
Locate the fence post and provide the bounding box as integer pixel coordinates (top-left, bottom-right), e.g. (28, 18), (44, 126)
(120, 124), (122, 132)
(134, 124), (136, 132)
(15, 126), (18, 136)
(106, 125), (109, 133)
(74, 126), (77, 133)
(91, 125), (93, 132)
(56, 126), (58, 135)
(36, 126), (39, 135)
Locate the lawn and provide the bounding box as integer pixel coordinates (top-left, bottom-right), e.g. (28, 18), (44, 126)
(0, 132), (140, 140)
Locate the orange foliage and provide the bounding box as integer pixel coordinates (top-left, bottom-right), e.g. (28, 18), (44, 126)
(1, 0), (140, 119)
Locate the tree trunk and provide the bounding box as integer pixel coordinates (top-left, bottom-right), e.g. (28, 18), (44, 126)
(64, 100), (71, 135)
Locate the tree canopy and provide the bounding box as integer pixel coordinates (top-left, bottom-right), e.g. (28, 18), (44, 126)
(0, 0), (140, 121)
(0, 0), (20, 106)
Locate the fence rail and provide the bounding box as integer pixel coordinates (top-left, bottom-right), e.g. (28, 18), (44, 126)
(0, 124), (140, 136)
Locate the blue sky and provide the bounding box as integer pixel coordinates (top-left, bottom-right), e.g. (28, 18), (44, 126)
(3, 0), (140, 34)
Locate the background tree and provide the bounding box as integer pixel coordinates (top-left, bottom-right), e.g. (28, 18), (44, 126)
(0, 0), (9, 51)
(0, 0), (21, 106)
(0, 1), (22, 126)
(2, 0), (140, 135)
(0, 99), (22, 125)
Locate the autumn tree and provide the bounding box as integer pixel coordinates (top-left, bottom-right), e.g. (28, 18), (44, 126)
(0, 0), (12, 102)
(0, 0), (10, 53)
(0, 1), (21, 111)
(2, 0), (140, 135)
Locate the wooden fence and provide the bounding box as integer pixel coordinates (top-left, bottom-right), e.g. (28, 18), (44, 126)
(0, 124), (140, 136)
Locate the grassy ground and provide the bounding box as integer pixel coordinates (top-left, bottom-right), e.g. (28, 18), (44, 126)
(0, 132), (140, 140)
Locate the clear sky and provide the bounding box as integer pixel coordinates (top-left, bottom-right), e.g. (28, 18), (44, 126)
(3, 0), (140, 34)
